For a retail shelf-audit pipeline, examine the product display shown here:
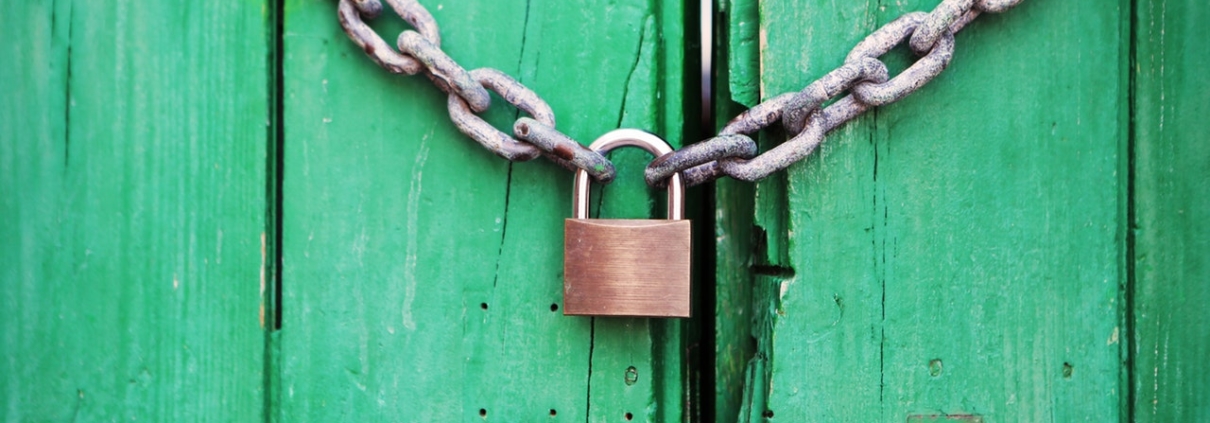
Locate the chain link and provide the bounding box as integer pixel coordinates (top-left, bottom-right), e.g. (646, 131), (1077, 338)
(337, 0), (616, 182)
(338, 0), (1023, 187)
(447, 68), (549, 161)
(647, 0), (1024, 187)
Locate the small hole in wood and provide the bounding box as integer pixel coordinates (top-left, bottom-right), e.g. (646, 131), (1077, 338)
(624, 412), (633, 421)
(549, 409), (557, 417)
(762, 409), (775, 418)
(550, 303), (559, 312)
(624, 366), (638, 386)
(479, 408), (487, 417)
(480, 302), (488, 310)
(1063, 362), (1074, 379)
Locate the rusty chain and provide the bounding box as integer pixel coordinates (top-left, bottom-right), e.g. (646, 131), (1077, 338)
(646, 0), (1025, 186)
(337, 0), (618, 182)
(338, 0), (1024, 188)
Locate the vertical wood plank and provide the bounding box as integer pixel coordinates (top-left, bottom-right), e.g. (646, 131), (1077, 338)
(1, 0), (270, 420)
(873, 2), (1124, 421)
(713, 1), (761, 420)
(279, 0), (686, 420)
(585, 4), (688, 423)
(747, 1), (884, 420)
(739, 0), (1127, 421)
(1132, 0), (1210, 421)
(1, 0), (71, 415)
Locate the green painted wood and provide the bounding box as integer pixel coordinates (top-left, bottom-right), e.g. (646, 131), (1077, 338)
(724, 0), (760, 109)
(1, 0), (270, 421)
(712, 1), (760, 420)
(727, 0), (1128, 421)
(1132, 0), (1210, 421)
(278, 0), (687, 420)
(4, 1), (1204, 420)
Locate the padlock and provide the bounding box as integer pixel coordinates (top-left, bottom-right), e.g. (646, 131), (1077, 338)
(563, 129), (691, 318)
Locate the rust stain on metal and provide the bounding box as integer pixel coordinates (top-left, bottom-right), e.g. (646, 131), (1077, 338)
(514, 118), (616, 183)
(552, 143), (577, 161)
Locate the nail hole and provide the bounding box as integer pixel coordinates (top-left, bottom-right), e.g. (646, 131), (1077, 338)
(549, 409), (557, 417)
(479, 408), (487, 417)
(624, 412), (633, 420)
(550, 303), (559, 312)
(762, 410), (775, 418)
(624, 366), (638, 386)
(928, 358), (943, 377)
(1063, 362), (1074, 379)
(480, 302), (488, 310)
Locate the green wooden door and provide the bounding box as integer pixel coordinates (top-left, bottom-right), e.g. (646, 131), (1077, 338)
(2, 1), (1208, 422)
(275, 0), (690, 421)
(717, 0), (1125, 420)
(1, 1), (270, 420)
(713, 0), (1210, 421)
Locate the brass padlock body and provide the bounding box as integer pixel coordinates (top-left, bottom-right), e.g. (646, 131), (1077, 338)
(561, 129), (692, 318)
(564, 219), (692, 317)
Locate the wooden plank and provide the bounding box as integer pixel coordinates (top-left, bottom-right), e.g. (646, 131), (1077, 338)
(1132, 0), (1210, 421)
(732, 0), (1127, 421)
(0, 1), (269, 421)
(278, 0), (685, 420)
(713, 1), (760, 421)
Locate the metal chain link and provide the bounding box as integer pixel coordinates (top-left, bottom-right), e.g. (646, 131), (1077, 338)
(646, 0), (1024, 187)
(338, 0), (1023, 188)
(337, 0), (618, 183)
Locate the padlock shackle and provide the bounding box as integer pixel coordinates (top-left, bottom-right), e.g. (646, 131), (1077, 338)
(573, 129), (685, 221)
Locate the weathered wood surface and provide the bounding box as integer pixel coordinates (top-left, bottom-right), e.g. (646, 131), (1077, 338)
(719, 0), (1131, 421)
(0, 0), (270, 421)
(712, 2), (760, 421)
(277, 0), (687, 420)
(1132, 0), (1210, 421)
(3, 0), (1208, 421)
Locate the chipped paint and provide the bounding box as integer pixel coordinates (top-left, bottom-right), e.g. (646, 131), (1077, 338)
(401, 133), (430, 331)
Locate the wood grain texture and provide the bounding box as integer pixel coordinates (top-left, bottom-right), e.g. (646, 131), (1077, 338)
(278, 0), (686, 420)
(1132, 0), (1210, 421)
(732, 0), (1127, 421)
(713, 0), (760, 419)
(1, 0), (270, 421)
